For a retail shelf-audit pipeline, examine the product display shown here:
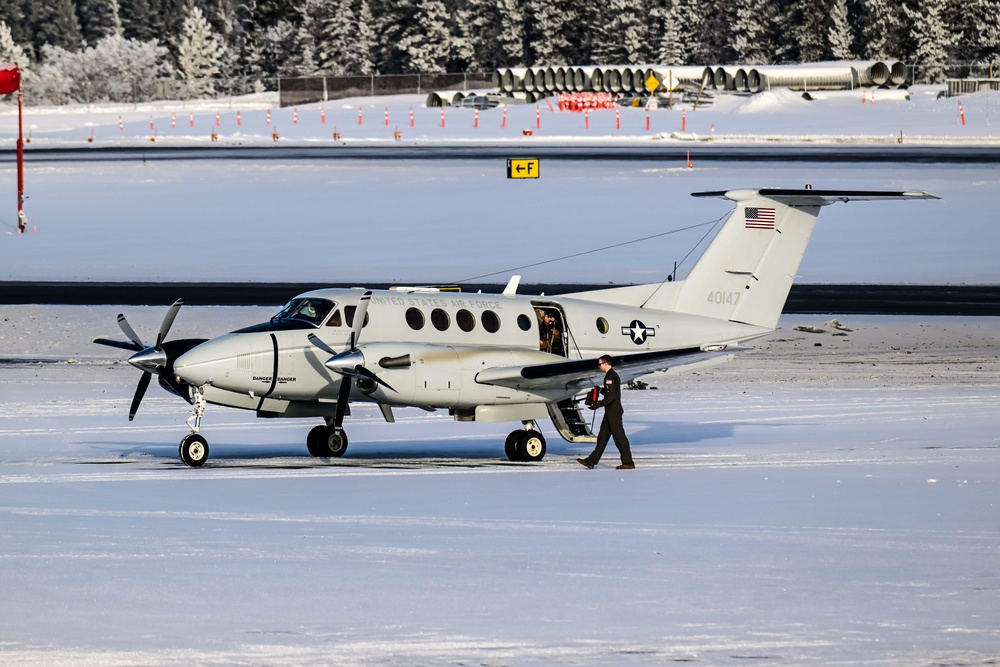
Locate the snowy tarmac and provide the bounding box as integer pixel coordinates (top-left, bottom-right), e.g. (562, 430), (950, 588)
(2, 307), (998, 665)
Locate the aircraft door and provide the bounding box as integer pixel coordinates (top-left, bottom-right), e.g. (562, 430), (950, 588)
(533, 305), (569, 358)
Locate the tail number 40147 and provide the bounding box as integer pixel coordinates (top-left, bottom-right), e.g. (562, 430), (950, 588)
(708, 291), (741, 305)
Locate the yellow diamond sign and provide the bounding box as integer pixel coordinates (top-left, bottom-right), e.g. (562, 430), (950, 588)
(645, 73), (660, 92)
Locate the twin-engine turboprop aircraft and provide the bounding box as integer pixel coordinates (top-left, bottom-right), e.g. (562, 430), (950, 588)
(95, 188), (938, 466)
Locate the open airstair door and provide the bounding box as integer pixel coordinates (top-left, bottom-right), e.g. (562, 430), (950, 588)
(532, 302), (570, 357)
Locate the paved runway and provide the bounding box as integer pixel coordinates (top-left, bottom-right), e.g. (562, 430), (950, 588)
(6, 143), (1000, 163)
(1, 282), (998, 315)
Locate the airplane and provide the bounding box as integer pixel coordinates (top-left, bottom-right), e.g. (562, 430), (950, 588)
(94, 188), (938, 467)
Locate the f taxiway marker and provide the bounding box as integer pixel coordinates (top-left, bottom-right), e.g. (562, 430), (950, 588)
(507, 158), (540, 179)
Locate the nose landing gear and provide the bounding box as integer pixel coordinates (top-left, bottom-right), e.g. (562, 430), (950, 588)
(179, 386), (209, 467)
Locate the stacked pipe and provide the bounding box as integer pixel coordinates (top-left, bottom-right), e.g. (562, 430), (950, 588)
(489, 60), (909, 98)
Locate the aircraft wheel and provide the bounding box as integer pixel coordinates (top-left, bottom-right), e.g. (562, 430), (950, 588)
(306, 425), (327, 457)
(324, 428), (348, 457)
(517, 430), (546, 462)
(179, 433), (209, 467)
(504, 430), (522, 462)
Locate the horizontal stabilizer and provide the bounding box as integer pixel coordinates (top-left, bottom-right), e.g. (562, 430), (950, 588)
(692, 188), (940, 206)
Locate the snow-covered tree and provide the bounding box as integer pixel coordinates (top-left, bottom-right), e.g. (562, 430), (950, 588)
(118, 0), (159, 42)
(654, 0), (706, 65)
(590, 0), (650, 65)
(730, 0), (775, 64)
(828, 0), (855, 59)
(906, 0), (955, 82)
(313, 0), (376, 74)
(461, 0), (513, 71)
(26, 0), (84, 52)
(525, 0), (582, 66)
(953, 0), (1000, 70)
(496, 0), (525, 66)
(377, 0), (452, 73)
(0, 20), (31, 71)
(657, 6), (686, 65)
(784, 0), (830, 62)
(175, 3), (226, 97)
(77, 0), (124, 44)
(858, 0), (905, 59)
(27, 35), (170, 104)
(245, 19), (304, 79)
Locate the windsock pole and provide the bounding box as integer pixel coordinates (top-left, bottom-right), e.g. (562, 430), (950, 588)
(16, 86), (25, 233)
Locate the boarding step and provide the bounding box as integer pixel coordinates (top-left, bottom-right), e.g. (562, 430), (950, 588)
(547, 398), (598, 443)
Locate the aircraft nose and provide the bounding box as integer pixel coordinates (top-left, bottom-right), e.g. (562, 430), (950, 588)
(174, 337), (233, 386)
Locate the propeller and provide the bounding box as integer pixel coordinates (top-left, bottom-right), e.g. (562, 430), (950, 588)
(93, 299), (204, 420)
(308, 290), (396, 402)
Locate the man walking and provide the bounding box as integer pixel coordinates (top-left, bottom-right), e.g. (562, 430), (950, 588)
(578, 355), (635, 470)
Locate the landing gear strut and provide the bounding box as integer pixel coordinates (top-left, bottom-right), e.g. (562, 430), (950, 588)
(504, 421), (547, 462)
(179, 386), (209, 467)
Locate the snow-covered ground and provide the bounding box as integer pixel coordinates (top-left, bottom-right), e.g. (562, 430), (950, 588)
(1, 90), (999, 665)
(3, 87), (999, 146)
(2, 308), (999, 665)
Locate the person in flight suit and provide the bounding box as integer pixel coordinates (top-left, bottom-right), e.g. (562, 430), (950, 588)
(577, 355), (635, 470)
(538, 310), (564, 356)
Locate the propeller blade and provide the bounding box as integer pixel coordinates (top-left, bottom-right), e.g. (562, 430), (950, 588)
(93, 337), (143, 352)
(117, 314), (144, 349)
(129, 371), (152, 421)
(348, 291), (373, 351)
(307, 333), (338, 357)
(156, 299), (184, 349)
(356, 366), (396, 393)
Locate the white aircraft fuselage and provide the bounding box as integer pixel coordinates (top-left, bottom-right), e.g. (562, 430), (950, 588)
(96, 188), (939, 466)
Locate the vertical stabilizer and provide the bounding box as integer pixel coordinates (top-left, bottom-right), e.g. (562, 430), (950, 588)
(657, 189), (939, 330)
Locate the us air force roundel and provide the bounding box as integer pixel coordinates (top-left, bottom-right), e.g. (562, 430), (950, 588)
(622, 320), (655, 345)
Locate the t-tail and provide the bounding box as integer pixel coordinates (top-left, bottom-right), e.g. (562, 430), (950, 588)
(647, 188), (940, 329)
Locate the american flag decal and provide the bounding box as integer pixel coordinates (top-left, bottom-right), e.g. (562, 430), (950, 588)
(745, 206), (776, 229)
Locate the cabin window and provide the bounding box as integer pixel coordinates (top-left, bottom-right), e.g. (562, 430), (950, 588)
(431, 308), (450, 331)
(327, 309), (343, 327)
(517, 314), (532, 331)
(345, 305), (370, 328)
(482, 310), (500, 333)
(456, 309), (476, 332)
(405, 307), (424, 330)
(596, 317), (609, 334)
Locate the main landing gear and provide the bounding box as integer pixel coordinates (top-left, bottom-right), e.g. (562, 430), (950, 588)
(504, 421), (547, 462)
(307, 420), (349, 457)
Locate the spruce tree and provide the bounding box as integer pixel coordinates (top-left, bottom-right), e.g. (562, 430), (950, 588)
(77, 0), (124, 44)
(175, 3), (226, 96)
(906, 0), (954, 82)
(730, 0), (775, 64)
(26, 0), (85, 52)
(828, 0), (854, 59)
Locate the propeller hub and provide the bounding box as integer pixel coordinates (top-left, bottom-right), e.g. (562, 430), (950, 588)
(128, 347), (168, 374)
(325, 349), (364, 375)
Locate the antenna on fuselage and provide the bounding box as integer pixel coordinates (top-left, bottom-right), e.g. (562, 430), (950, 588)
(502, 275), (521, 296)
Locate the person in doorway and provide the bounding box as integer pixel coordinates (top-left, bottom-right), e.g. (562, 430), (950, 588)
(578, 355), (635, 470)
(539, 310), (564, 355)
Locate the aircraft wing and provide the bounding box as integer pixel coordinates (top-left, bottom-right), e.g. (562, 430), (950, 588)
(476, 345), (743, 393)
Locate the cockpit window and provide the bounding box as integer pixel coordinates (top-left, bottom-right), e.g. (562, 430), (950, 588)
(271, 298), (334, 327)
